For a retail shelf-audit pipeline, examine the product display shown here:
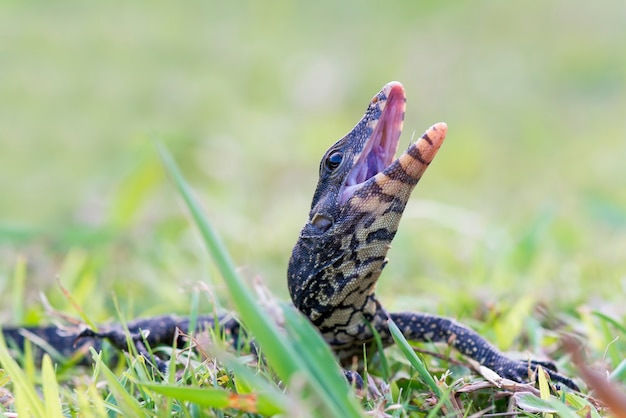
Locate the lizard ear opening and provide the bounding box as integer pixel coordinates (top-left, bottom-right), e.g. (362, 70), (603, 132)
(311, 213), (333, 233)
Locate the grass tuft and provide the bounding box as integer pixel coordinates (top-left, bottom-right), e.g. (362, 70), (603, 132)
(157, 142), (363, 417)
(0, 136), (620, 416)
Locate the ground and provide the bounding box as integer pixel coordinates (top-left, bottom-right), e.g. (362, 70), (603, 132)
(1, 1), (625, 416)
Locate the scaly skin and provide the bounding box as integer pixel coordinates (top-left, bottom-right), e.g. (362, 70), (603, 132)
(288, 81), (578, 389)
(2, 82), (578, 390)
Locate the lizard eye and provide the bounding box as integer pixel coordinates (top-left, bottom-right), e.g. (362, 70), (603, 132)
(325, 151), (343, 171)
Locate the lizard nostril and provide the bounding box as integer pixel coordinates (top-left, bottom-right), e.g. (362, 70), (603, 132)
(311, 213), (333, 232)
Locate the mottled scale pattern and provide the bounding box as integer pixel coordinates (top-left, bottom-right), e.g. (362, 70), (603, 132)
(2, 82), (578, 391)
(288, 82), (578, 390)
(2, 315), (240, 370)
(288, 82), (446, 355)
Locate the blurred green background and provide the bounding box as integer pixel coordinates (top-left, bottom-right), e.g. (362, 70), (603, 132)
(1, 1), (625, 323)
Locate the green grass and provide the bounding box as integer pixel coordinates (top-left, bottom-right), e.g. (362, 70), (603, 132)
(0, 144), (617, 417)
(1, 1), (626, 416)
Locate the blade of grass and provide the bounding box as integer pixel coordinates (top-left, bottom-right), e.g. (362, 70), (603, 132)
(387, 319), (439, 395)
(563, 392), (602, 418)
(281, 303), (363, 412)
(90, 349), (147, 418)
(157, 144), (300, 380)
(591, 310), (625, 368)
(387, 318), (454, 412)
(22, 338), (35, 383)
(610, 359), (626, 382)
(514, 392), (579, 417)
(537, 366), (553, 418)
(591, 310), (626, 335)
(493, 296), (534, 351)
(75, 382), (109, 418)
(12, 256), (26, 323)
(41, 355), (64, 418)
(367, 321), (390, 381)
(157, 143), (363, 417)
(140, 383), (285, 416)
(223, 358), (287, 403)
(0, 369), (9, 387)
(0, 330), (46, 417)
(216, 348), (288, 404)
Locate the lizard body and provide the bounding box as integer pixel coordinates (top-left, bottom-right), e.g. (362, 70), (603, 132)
(2, 82), (578, 390)
(288, 82), (445, 362)
(288, 82), (576, 389)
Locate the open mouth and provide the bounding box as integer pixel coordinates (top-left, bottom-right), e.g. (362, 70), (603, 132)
(340, 82), (405, 203)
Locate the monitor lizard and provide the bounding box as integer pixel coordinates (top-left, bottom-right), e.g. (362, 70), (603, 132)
(2, 81), (578, 391)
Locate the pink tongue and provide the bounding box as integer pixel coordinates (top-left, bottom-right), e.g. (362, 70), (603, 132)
(366, 150), (381, 180)
(340, 82), (406, 203)
(360, 93), (404, 181)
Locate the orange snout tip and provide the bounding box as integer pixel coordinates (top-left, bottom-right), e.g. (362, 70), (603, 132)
(429, 122), (447, 143)
(418, 122), (447, 150)
(413, 122), (446, 163)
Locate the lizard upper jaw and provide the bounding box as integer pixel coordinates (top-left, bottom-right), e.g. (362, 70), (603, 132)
(341, 82), (406, 203)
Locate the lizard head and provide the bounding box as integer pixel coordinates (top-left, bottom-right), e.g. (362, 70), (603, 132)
(288, 81), (447, 333)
